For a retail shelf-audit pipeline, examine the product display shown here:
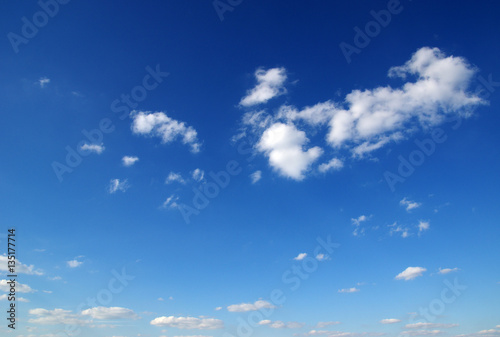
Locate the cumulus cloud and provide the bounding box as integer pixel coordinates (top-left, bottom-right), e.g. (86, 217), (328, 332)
(0, 294), (29, 302)
(131, 111), (201, 153)
(395, 267), (427, 281)
(318, 158), (344, 173)
(192, 169), (205, 182)
(400, 198), (422, 211)
(80, 143), (105, 154)
(227, 300), (275, 312)
(150, 316), (223, 329)
(257, 122), (322, 180)
(250, 170), (262, 184)
(165, 172), (186, 184)
(66, 259), (83, 268)
(338, 287), (360, 293)
(380, 318), (401, 324)
(0, 279), (35, 293)
(418, 221), (430, 234)
(81, 307), (139, 320)
(235, 47), (484, 180)
(294, 253), (307, 261)
(122, 156), (139, 167)
(240, 68), (287, 106)
(28, 308), (89, 326)
(38, 77), (50, 88)
(108, 179), (129, 194)
(438, 267), (460, 274)
(258, 320), (304, 329)
(0, 255), (43, 275)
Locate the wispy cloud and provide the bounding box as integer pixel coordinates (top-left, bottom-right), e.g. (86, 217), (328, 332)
(250, 170), (262, 184)
(80, 143), (105, 154)
(108, 179), (129, 194)
(240, 67), (287, 107)
(227, 300), (275, 312)
(400, 198), (422, 211)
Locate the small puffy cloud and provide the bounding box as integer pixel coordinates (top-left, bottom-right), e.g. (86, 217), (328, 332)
(318, 158), (344, 173)
(192, 169), (205, 182)
(227, 300), (275, 312)
(108, 179), (129, 194)
(0, 255), (43, 275)
(351, 215), (370, 236)
(122, 156), (139, 167)
(338, 287), (359, 293)
(158, 297), (164, 301)
(257, 122), (322, 180)
(214, 307), (222, 311)
(405, 323), (458, 329)
(81, 307), (139, 320)
(258, 320), (304, 329)
(250, 170), (262, 184)
(400, 198), (422, 211)
(315, 254), (329, 261)
(380, 318), (401, 324)
(0, 294), (29, 302)
(0, 279), (35, 293)
(240, 67), (287, 107)
(28, 308), (89, 325)
(131, 111), (201, 153)
(66, 259), (83, 268)
(162, 195), (179, 209)
(39, 77), (50, 88)
(165, 172), (186, 184)
(438, 267), (460, 274)
(418, 221), (430, 234)
(80, 143), (105, 154)
(395, 267), (427, 281)
(150, 316), (223, 329)
(294, 253), (307, 261)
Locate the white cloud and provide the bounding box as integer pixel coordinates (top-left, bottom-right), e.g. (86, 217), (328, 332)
(162, 195), (179, 209)
(389, 222), (411, 238)
(351, 215), (370, 236)
(401, 330), (443, 336)
(28, 308), (89, 325)
(0, 294), (29, 302)
(418, 221), (430, 234)
(48, 276), (62, 281)
(240, 67), (287, 107)
(258, 320), (304, 329)
(318, 158), (344, 173)
(438, 267), (460, 275)
(165, 172), (186, 184)
(66, 259), (83, 268)
(122, 156), (139, 167)
(131, 111), (201, 153)
(338, 287), (360, 293)
(294, 253), (307, 261)
(0, 279), (35, 293)
(192, 169), (205, 182)
(316, 322), (341, 328)
(81, 307), (139, 320)
(235, 47), (484, 181)
(316, 253), (329, 261)
(108, 179), (129, 194)
(405, 323), (458, 329)
(380, 318), (401, 324)
(395, 267), (427, 281)
(214, 307), (222, 311)
(400, 198), (422, 211)
(257, 122), (322, 180)
(227, 300), (275, 312)
(0, 255), (43, 275)
(80, 143), (105, 154)
(250, 170), (262, 184)
(38, 77), (50, 88)
(150, 316), (223, 329)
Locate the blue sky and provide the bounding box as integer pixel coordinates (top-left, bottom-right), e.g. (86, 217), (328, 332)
(0, 1), (499, 337)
